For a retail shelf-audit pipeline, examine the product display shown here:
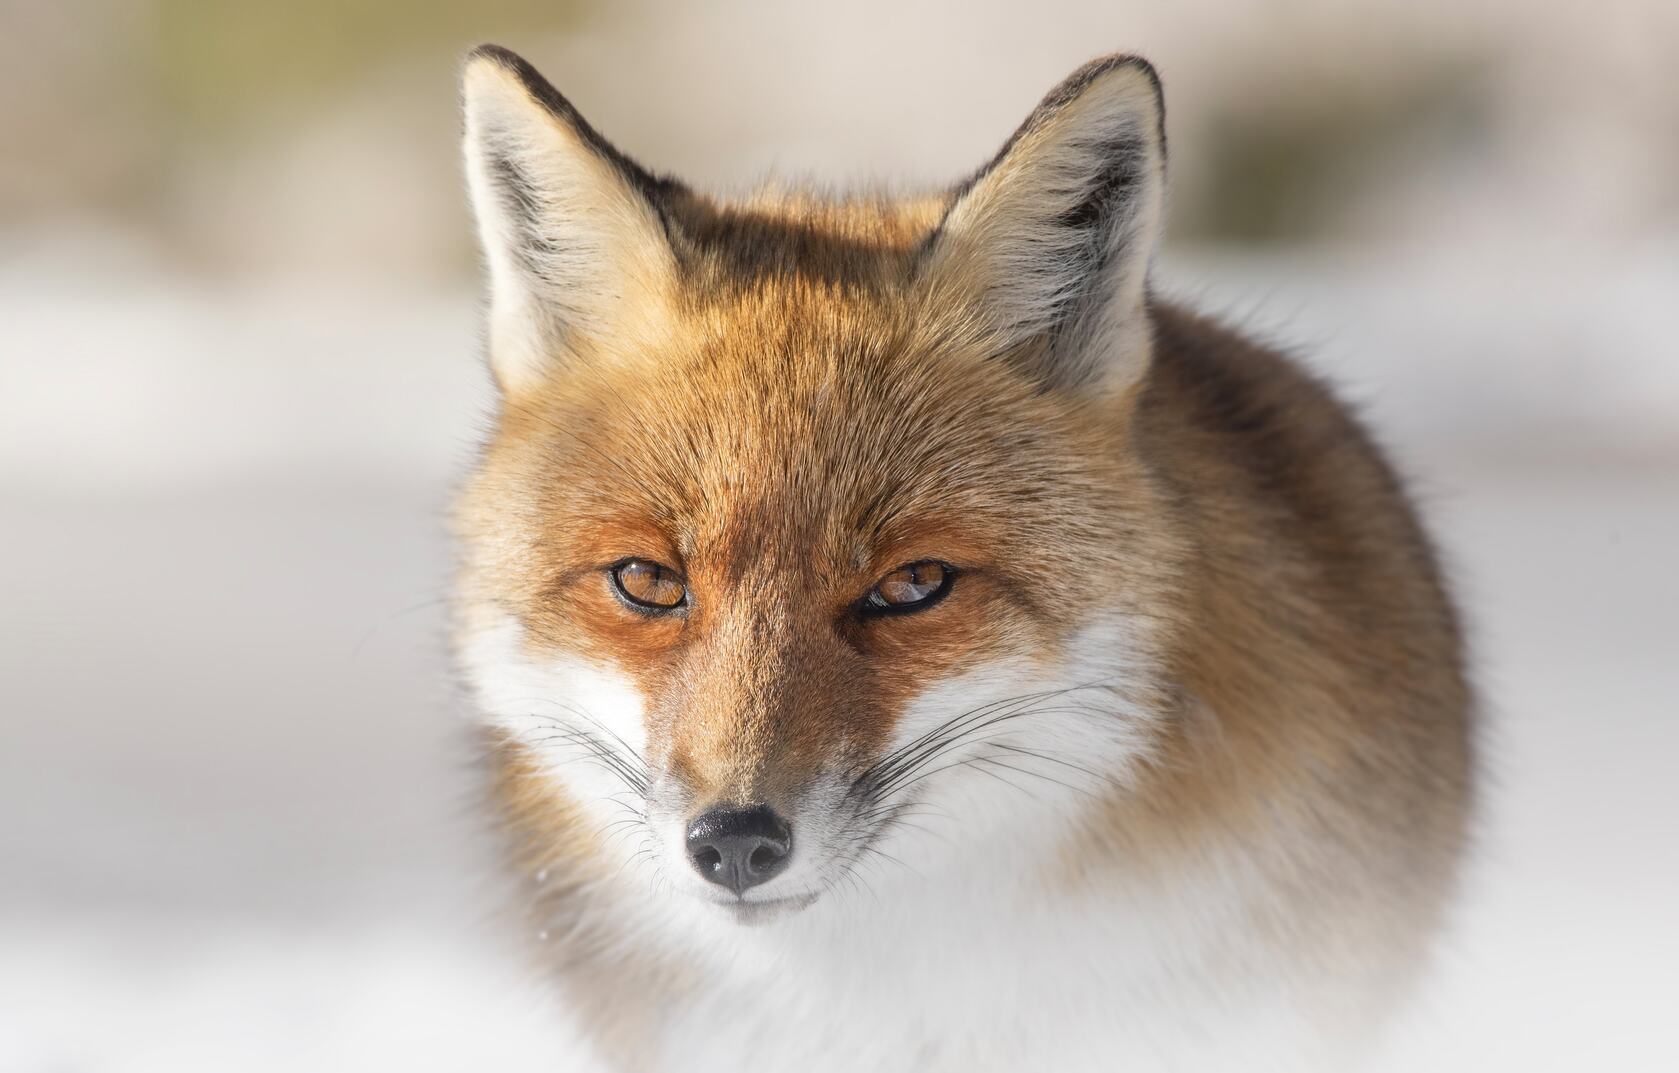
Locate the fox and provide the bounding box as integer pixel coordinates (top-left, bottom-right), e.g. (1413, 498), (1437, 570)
(450, 44), (1474, 1073)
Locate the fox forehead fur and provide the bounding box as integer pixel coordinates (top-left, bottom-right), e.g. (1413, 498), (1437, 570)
(451, 43), (1474, 1073)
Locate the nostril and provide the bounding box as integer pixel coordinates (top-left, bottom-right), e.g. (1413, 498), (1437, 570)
(748, 844), (782, 873)
(685, 803), (794, 894)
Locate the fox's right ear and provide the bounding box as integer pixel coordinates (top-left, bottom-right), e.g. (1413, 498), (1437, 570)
(461, 46), (681, 395)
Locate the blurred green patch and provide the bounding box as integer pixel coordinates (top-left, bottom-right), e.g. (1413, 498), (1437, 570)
(1176, 61), (1490, 243)
(151, 0), (597, 131)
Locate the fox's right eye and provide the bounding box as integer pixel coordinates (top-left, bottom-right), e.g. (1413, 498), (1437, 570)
(861, 560), (954, 615)
(610, 559), (688, 611)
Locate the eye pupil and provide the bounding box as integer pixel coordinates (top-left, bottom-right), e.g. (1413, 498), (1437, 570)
(611, 559), (686, 610)
(866, 560), (951, 614)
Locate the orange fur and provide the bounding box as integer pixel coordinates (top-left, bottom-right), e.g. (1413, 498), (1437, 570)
(452, 45), (1473, 1072)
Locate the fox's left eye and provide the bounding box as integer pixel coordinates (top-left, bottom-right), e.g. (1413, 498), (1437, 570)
(611, 558), (688, 611)
(862, 561), (954, 615)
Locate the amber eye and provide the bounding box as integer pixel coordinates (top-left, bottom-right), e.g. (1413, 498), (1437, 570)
(610, 559), (688, 611)
(862, 560), (954, 615)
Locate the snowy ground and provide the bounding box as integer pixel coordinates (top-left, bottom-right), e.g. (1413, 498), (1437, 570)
(2, 251), (1676, 1070)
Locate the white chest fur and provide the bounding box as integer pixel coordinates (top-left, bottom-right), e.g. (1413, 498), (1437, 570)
(590, 854), (1361, 1073)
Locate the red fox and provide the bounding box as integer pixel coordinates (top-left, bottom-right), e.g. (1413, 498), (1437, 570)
(452, 44), (1474, 1072)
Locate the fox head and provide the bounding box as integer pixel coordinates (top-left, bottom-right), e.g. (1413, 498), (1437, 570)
(454, 46), (1184, 922)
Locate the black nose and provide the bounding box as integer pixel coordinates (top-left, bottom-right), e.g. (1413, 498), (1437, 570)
(685, 804), (792, 894)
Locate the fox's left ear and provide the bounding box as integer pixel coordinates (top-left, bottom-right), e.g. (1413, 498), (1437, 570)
(921, 56), (1166, 394)
(461, 45), (681, 395)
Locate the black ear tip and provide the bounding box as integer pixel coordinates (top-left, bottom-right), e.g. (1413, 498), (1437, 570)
(462, 44), (579, 123)
(1037, 53), (1166, 157)
(1104, 53), (1162, 90)
(466, 43), (527, 70)
(464, 44), (552, 96)
(1048, 53), (1163, 111)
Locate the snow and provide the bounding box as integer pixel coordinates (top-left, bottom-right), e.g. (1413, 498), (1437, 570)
(2, 250), (1675, 1069)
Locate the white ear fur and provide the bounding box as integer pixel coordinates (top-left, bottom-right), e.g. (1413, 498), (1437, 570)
(922, 56), (1167, 392)
(461, 46), (678, 395)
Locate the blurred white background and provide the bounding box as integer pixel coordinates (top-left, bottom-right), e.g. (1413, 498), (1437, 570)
(2, 1), (1676, 1070)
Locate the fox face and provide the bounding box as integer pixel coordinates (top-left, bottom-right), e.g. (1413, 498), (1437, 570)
(455, 47), (1182, 920)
